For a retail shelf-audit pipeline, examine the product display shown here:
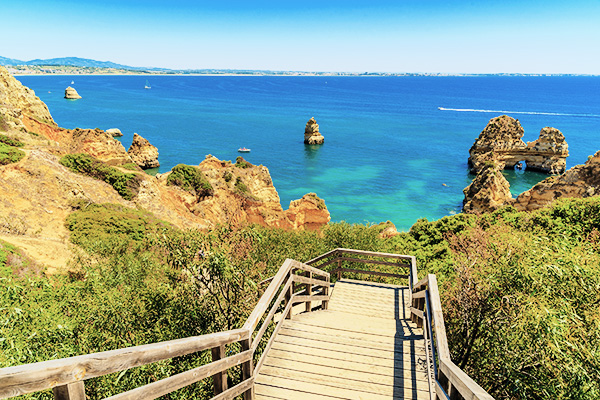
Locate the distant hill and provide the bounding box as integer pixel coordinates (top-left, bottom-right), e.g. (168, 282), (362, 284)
(0, 56), (165, 71)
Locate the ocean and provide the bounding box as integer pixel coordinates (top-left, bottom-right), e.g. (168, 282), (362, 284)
(16, 75), (600, 230)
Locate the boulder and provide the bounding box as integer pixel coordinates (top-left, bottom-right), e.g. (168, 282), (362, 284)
(304, 117), (325, 145)
(127, 133), (160, 169)
(64, 86), (82, 99)
(67, 128), (133, 166)
(106, 128), (123, 137)
(468, 115), (568, 174)
(463, 162), (513, 214)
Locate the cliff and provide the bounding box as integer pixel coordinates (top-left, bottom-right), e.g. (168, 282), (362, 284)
(468, 115), (568, 174)
(463, 162), (513, 214)
(127, 133), (160, 169)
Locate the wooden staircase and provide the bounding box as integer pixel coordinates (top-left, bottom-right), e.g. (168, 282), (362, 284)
(255, 279), (432, 399)
(0, 249), (494, 400)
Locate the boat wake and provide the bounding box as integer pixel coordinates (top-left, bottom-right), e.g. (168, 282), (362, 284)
(438, 107), (600, 118)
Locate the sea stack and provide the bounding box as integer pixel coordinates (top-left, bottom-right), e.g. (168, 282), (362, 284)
(127, 133), (160, 169)
(468, 115), (568, 174)
(304, 117), (324, 145)
(64, 86), (82, 99)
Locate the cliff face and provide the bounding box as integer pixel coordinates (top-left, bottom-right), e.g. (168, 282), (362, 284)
(463, 163), (513, 214)
(468, 115), (568, 174)
(514, 151), (600, 211)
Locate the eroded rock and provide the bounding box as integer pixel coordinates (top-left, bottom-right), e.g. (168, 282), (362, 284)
(468, 115), (568, 174)
(106, 128), (123, 137)
(64, 86), (82, 100)
(463, 162), (513, 214)
(304, 117), (324, 145)
(285, 193), (331, 231)
(127, 133), (159, 169)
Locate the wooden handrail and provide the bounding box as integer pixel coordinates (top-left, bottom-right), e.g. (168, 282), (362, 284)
(411, 274), (493, 400)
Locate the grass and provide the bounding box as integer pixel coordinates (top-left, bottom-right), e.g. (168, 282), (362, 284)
(0, 133), (24, 148)
(60, 153), (142, 200)
(235, 156), (251, 169)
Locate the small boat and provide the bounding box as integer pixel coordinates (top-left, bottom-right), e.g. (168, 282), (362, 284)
(144, 80), (151, 89)
(237, 147), (251, 153)
(71, 80), (74, 84)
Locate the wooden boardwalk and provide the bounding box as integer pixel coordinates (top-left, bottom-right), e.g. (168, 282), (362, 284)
(255, 279), (434, 399)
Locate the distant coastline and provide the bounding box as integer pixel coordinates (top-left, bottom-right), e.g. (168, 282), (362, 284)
(2, 57), (597, 77)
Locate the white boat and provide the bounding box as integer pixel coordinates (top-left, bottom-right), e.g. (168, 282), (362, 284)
(71, 80), (74, 84)
(237, 147), (251, 153)
(144, 80), (151, 89)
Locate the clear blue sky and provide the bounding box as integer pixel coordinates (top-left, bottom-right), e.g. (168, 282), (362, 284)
(3, 0), (600, 73)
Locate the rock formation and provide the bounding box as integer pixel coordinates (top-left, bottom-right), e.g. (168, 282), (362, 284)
(64, 86), (82, 99)
(284, 193), (331, 231)
(127, 133), (160, 169)
(463, 162), (513, 214)
(106, 128), (123, 137)
(514, 151), (600, 211)
(304, 117), (324, 145)
(468, 115), (568, 174)
(66, 128), (133, 166)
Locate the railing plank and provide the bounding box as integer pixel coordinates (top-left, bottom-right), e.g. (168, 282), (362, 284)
(439, 359), (495, 400)
(335, 256), (411, 269)
(304, 249), (339, 265)
(104, 350), (252, 400)
(426, 275), (450, 360)
(292, 274), (328, 287)
(410, 307), (425, 320)
(0, 329), (248, 398)
(288, 259), (330, 278)
(250, 278), (293, 352)
(333, 267), (409, 280)
(335, 248), (414, 260)
(212, 378), (254, 400)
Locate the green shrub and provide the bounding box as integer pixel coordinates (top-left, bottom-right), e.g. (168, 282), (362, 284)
(59, 153), (142, 200)
(235, 156), (251, 169)
(0, 133), (24, 147)
(0, 143), (25, 165)
(167, 164), (213, 198)
(120, 163), (139, 171)
(223, 171), (233, 182)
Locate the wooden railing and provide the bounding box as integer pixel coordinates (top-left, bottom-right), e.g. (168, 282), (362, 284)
(412, 275), (494, 400)
(0, 258), (330, 400)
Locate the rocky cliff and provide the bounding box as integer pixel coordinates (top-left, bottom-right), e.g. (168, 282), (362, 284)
(514, 151), (600, 211)
(468, 115), (568, 174)
(304, 117), (324, 145)
(127, 133), (159, 169)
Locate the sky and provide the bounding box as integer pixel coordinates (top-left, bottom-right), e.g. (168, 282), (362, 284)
(2, 0), (600, 74)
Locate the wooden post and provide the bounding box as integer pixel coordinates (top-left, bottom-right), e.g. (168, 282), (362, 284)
(53, 381), (85, 400)
(322, 276), (329, 310)
(305, 271), (312, 312)
(211, 345), (227, 395)
(284, 271), (292, 320)
(336, 259), (342, 281)
(241, 339), (254, 400)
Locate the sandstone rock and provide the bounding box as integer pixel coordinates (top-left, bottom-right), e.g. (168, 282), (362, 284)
(64, 86), (82, 99)
(514, 150), (600, 211)
(127, 133), (159, 169)
(285, 193), (330, 231)
(463, 162), (513, 214)
(106, 128), (123, 137)
(304, 117), (324, 145)
(66, 128), (133, 166)
(468, 115), (568, 174)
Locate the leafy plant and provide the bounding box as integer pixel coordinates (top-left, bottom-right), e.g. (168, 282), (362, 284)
(0, 143), (25, 165)
(0, 133), (24, 147)
(235, 156), (251, 169)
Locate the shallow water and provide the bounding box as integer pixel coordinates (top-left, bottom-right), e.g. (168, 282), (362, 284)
(17, 75), (600, 230)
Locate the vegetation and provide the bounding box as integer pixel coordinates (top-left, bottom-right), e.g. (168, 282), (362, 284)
(234, 156), (251, 169)
(120, 162), (139, 171)
(59, 153), (142, 200)
(2, 198), (600, 398)
(223, 171), (233, 182)
(0, 133), (24, 147)
(0, 143), (25, 165)
(167, 164), (213, 198)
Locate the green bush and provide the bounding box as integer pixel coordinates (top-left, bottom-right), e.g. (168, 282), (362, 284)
(0, 133), (24, 147)
(223, 171), (233, 182)
(120, 163), (139, 171)
(235, 156), (251, 169)
(59, 153), (142, 200)
(0, 143), (25, 165)
(167, 164), (213, 198)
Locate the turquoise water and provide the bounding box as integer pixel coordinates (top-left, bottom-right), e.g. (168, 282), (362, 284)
(16, 75), (600, 230)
